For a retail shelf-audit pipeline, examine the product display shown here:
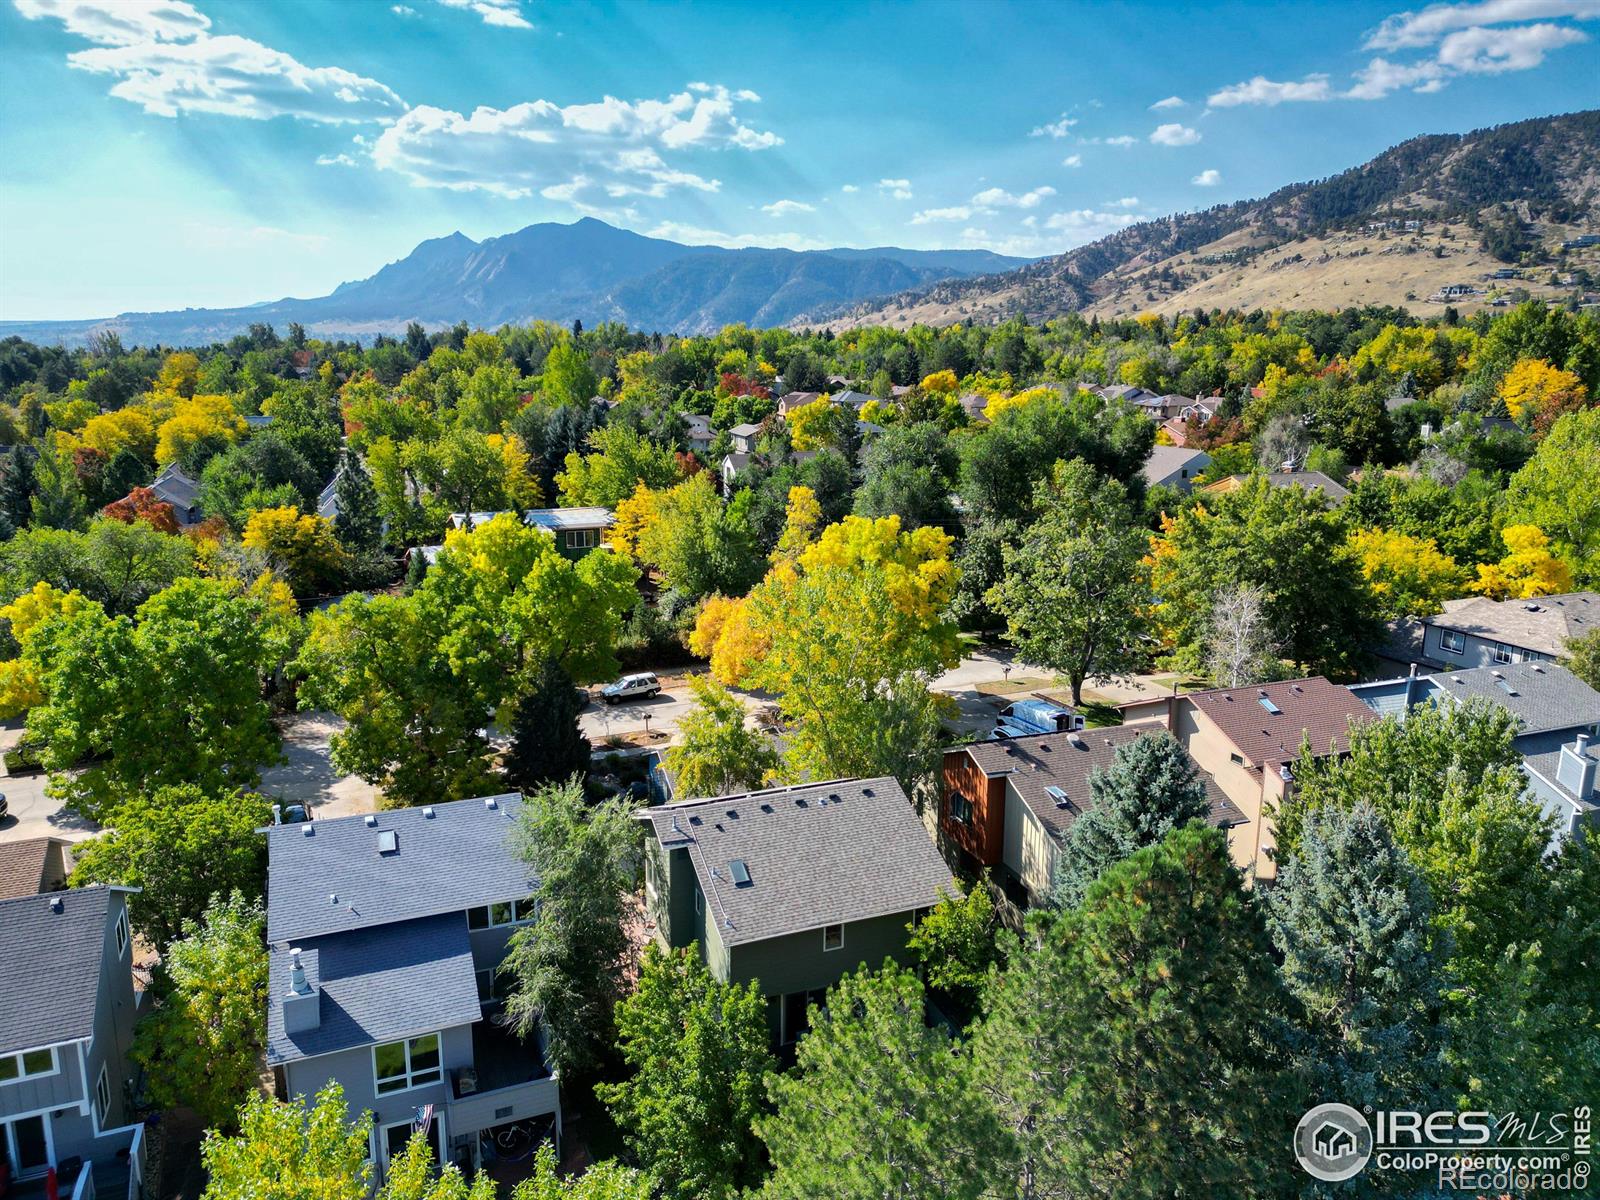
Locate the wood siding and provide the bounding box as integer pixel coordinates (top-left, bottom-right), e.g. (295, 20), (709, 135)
(939, 749), (1006, 867)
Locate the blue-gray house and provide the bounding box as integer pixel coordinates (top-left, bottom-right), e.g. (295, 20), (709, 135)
(265, 795), (559, 1182)
(0, 886), (148, 1200)
(1351, 661), (1600, 847)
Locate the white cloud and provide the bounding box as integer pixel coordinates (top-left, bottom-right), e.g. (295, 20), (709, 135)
(1044, 208), (1140, 233)
(642, 221), (827, 251)
(372, 84), (779, 200)
(760, 198), (815, 216)
(1192, 168), (1222, 186)
(67, 34), (408, 122)
(971, 185), (1056, 208)
(1080, 134), (1138, 147)
(1436, 20), (1587, 69)
(911, 205), (978, 224)
(840, 183), (859, 193)
(13, 0), (210, 45)
(1208, 74), (1333, 106)
(1062, 153), (1082, 167)
(1345, 56), (1447, 97)
(316, 152), (360, 166)
(185, 221), (330, 251)
(1150, 122), (1202, 146)
(1365, 0), (1599, 50)
(391, 4), (418, 15)
(878, 177), (913, 199)
(1029, 113), (1078, 138)
(1150, 94), (1185, 109)
(1107, 195), (1140, 208)
(434, 0), (532, 29)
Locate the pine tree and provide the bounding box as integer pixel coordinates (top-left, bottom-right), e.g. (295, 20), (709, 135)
(333, 447), (383, 553)
(503, 658), (591, 793)
(973, 824), (1299, 1199)
(1050, 730), (1210, 905)
(0, 445), (39, 528)
(1267, 802), (1443, 1121)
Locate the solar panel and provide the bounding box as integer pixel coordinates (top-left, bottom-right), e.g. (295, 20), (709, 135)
(729, 859), (752, 887)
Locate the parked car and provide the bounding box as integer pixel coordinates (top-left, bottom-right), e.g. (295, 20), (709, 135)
(0, 791), (8, 821)
(601, 672), (662, 703)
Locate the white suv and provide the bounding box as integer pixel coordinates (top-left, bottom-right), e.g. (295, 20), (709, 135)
(600, 672), (661, 704)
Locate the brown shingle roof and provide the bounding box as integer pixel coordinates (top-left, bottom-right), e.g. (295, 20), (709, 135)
(0, 837), (74, 901)
(1187, 676), (1373, 770)
(956, 723), (1246, 838)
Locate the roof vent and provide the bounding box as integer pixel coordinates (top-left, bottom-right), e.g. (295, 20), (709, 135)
(376, 830), (398, 855)
(48, 895), (63, 914)
(485, 796), (499, 810)
(729, 859), (752, 887)
(302, 824), (315, 837)
(364, 814), (377, 827)
(422, 806), (435, 818)
(1524, 603), (1541, 612)
(759, 803), (773, 814)
(1491, 670), (1503, 679)
(1068, 732), (1086, 748)
(794, 797), (807, 808)
(328, 893), (338, 905)
(1450, 675), (1463, 684)
(1531, 663), (1545, 673)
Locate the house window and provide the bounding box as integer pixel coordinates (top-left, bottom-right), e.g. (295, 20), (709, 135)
(115, 907), (130, 959)
(1229, 752), (1245, 766)
(694, 887), (704, 916)
(565, 529), (597, 550)
(822, 924), (843, 952)
(1439, 629), (1466, 654)
(467, 897), (537, 930)
(0, 1046), (57, 1084)
(1493, 642), (1514, 665)
(380, 1116), (444, 1170)
(94, 1063), (111, 1125)
(475, 968), (498, 1003)
(778, 988), (829, 1046)
(373, 1032), (442, 1095)
(947, 790), (972, 825)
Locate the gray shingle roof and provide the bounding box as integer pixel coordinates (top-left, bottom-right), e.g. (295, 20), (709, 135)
(525, 507), (614, 532)
(954, 724), (1245, 838)
(149, 463), (200, 513)
(1427, 661), (1600, 737)
(265, 913), (482, 1065)
(1521, 731), (1600, 811)
(1264, 470), (1351, 500)
(1142, 445), (1210, 486)
(0, 886), (114, 1055)
(266, 794), (532, 944)
(1428, 592), (1600, 657)
(637, 777), (954, 946)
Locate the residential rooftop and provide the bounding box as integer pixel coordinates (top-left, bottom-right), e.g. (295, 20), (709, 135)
(636, 777), (954, 947)
(0, 835), (73, 901)
(266, 794), (532, 944)
(952, 723), (1246, 839)
(1428, 592), (1600, 657)
(1187, 676), (1373, 771)
(1429, 660), (1600, 736)
(0, 885), (121, 1055)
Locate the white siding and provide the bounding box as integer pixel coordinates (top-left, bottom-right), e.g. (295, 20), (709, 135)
(1003, 781), (1058, 904)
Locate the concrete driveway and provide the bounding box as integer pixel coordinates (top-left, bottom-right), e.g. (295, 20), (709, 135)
(259, 711), (383, 819)
(0, 767), (100, 844)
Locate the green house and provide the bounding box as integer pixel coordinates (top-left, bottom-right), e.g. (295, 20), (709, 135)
(636, 776), (955, 1047)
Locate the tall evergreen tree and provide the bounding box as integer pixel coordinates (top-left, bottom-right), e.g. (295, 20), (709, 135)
(757, 965), (995, 1200)
(503, 658), (591, 793)
(1050, 730), (1210, 905)
(1268, 803), (1443, 1136)
(973, 824), (1299, 1200)
(332, 447), (383, 553)
(0, 445), (39, 529)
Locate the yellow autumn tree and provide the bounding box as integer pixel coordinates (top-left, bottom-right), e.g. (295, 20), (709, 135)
(983, 386), (1056, 422)
(1471, 524), (1574, 600)
(1347, 527), (1466, 620)
(80, 406), (158, 463)
(1498, 358), (1587, 423)
(154, 351), (201, 399)
(773, 485), (821, 564)
(787, 397), (851, 451)
(610, 482), (661, 557)
(919, 369), (959, 395)
(0, 583), (96, 718)
(242, 507), (345, 597)
(155, 394), (246, 466)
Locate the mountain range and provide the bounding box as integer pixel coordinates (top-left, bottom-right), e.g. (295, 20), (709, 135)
(824, 110), (1600, 329)
(0, 221), (1029, 347)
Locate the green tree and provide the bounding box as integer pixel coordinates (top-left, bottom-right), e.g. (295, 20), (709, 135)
(134, 892), (268, 1130)
(512, 1145), (652, 1200)
(503, 657), (592, 793)
(24, 578), (283, 820)
(852, 421), (958, 531)
(1503, 407), (1600, 584)
(556, 424), (681, 508)
(1563, 627), (1600, 691)
(904, 885), (996, 1020)
(597, 943), (775, 1200)
(757, 965), (994, 1200)
(30, 448), (87, 531)
(988, 458), (1152, 706)
(381, 1132), (495, 1200)
(502, 780), (639, 1076)
(1050, 730), (1211, 906)
(663, 674), (780, 799)
(972, 824), (1297, 1200)
(636, 474), (764, 601)
(200, 1083), (372, 1200)
(333, 446), (384, 553)
(540, 339), (600, 409)
(69, 785), (271, 949)
(1268, 803), (1443, 1123)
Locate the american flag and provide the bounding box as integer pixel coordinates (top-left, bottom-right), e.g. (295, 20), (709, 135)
(414, 1103), (435, 1135)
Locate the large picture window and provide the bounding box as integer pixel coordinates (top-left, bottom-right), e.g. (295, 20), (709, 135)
(0, 1047), (57, 1084)
(373, 1033), (442, 1095)
(466, 897), (537, 931)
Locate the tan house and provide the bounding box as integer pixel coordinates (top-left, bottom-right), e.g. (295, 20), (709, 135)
(1122, 677), (1374, 882)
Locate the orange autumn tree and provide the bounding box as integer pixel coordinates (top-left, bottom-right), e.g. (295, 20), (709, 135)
(103, 486), (179, 534)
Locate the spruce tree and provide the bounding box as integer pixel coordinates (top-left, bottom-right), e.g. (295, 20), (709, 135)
(974, 824), (1299, 1199)
(1050, 730), (1210, 905)
(1268, 802), (1443, 1120)
(332, 448), (383, 553)
(503, 658), (591, 793)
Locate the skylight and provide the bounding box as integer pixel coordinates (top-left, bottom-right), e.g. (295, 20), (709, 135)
(729, 859), (752, 887)
(1258, 696), (1282, 715)
(1045, 786), (1070, 808)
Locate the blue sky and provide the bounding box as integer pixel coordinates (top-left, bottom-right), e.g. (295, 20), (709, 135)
(2, 0), (1597, 319)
